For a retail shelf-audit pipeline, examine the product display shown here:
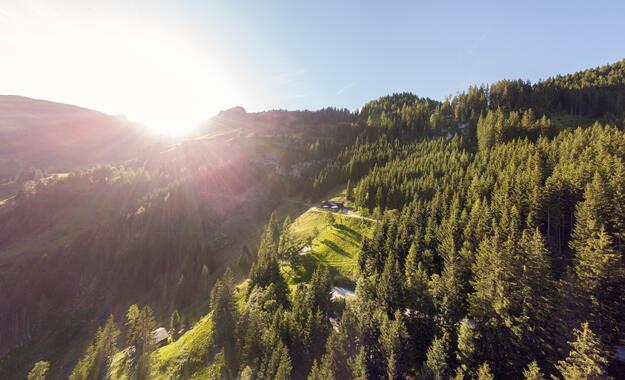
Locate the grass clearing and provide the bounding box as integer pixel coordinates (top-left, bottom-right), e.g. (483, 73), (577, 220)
(286, 208), (374, 286)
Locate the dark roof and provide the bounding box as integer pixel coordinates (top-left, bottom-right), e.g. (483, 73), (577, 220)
(320, 201), (344, 208)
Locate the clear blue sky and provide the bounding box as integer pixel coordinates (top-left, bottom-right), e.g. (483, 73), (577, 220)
(1, 0), (624, 132)
(186, 0), (625, 111)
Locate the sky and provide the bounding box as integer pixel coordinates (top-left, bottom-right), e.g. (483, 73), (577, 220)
(1, 0), (624, 134)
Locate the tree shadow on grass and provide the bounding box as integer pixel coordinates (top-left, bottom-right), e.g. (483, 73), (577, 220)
(320, 239), (351, 257)
(334, 223), (363, 242)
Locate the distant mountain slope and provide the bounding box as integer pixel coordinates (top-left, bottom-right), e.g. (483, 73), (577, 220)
(0, 95), (149, 180)
(198, 106), (353, 137)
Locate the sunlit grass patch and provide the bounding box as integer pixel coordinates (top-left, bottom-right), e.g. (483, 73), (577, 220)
(287, 209), (374, 286)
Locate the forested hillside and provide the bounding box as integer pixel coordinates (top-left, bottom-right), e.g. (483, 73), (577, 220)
(5, 60), (625, 379)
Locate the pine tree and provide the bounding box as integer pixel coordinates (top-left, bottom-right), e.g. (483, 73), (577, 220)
(249, 220), (290, 307)
(379, 310), (409, 379)
(70, 315), (120, 380)
(259, 332), (292, 380)
(311, 333), (342, 379)
(169, 310), (181, 342)
(555, 322), (611, 380)
(135, 305), (156, 379)
(572, 227), (621, 337)
(278, 216), (294, 259)
(405, 240), (421, 281)
(523, 361), (545, 380)
(516, 228), (554, 359)
(456, 318), (480, 377)
(350, 346), (368, 380)
(405, 261), (433, 315)
(211, 268), (239, 377)
(570, 172), (611, 254)
(310, 266), (332, 316)
(376, 253), (405, 315)
(28, 361), (50, 380)
(477, 110), (496, 151)
(423, 333), (451, 380)
(125, 304), (141, 347)
(468, 232), (519, 373)
(346, 178), (354, 200)
(307, 361), (325, 380)
(476, 362), (494, 380)
(432, 245), (467, 334)
(468, 233), (507, 324)
(258, 218), (279, 261)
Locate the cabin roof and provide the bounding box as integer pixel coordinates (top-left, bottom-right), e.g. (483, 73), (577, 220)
(151, 327), (169, 344)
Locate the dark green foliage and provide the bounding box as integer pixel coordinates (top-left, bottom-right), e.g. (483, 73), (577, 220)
(124, 304), (156, 378)
(211, 269), (239, 378)
(248, 219), (290, 307)
(327, 122), (624, 377)
(376, 253), (405, 316)
(309, 266), (333, 317)
(477, 108), (552, 150)
(423, 332), (451, 380)
(257, 330), (293, 380)
(379, 310), (409, 379)
(350, 347), (368, 380)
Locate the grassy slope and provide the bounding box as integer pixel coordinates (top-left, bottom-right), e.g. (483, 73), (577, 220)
(285, 208), (374, 286)
(151, 314), (216, 379)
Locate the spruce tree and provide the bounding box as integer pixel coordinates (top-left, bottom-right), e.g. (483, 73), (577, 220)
(456, 318), (479, 377)
(259, 331), (292, 380)
(310, 266), (332, 317)
(169, 310), (181, 342)
(249, 220), (290, 307)
(28, 361), (50, 380)
(570, 172), (611, 254)
(523, 361), (545, 380)
(278, 216), (294, 259)
(70, 316), (120, 380)
(516, 228), (554, 359)
(476, 362), (494, 380)
(432, 245), (467, 334)
(555, 322), (611, 380)
(376, 253), (405, 315)
(423, 332), (451, 380)
(211, 268), (239, 377)
(350, 346), (368, 380)
(379, 310), (409, 379)
(572, 227), (621, 337)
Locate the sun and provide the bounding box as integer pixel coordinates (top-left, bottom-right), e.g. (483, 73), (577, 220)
(112, 26), (245, 137)
(0, 3), (249, 137)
